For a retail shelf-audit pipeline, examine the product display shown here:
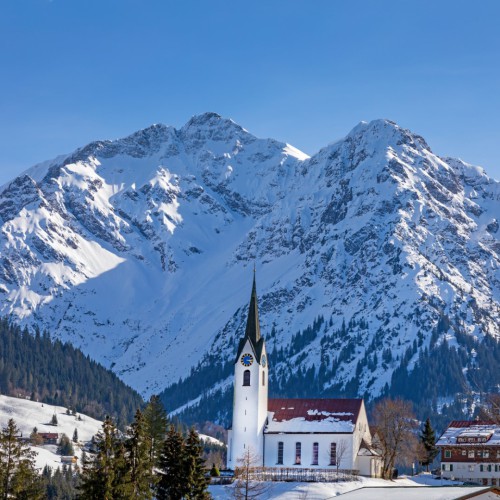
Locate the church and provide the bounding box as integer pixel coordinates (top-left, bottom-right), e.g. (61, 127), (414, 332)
(227, 276), (381, 477)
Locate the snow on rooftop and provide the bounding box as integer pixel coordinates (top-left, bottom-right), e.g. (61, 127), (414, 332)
(437, 421), (500, 446)
(265, 398), (360, 434)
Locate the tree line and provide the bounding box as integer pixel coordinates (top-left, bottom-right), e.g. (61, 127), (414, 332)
(0, 318), (143, 426)
(0, 395), (212, 499)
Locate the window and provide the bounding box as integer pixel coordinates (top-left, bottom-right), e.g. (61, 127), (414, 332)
(487, 464), (492, 472)
(277, 442), (284, 464)
(444, 450), (451, 458)
(243, 370), (250, 386)
(484, 451), (489, 458)
(480, 465), (484, 472)
(295, 442), (301, 465)
(461, 450), (466, 456)
(312, 443), (319, 465)
(442, 464), (453, 472)
(262, 371), (265, 386)
(469, 465), (475, 472)
(468, 450), (475, 458)
(330, 443), (337, 465)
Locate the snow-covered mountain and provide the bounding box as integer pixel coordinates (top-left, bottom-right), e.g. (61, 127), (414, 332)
(0, 113), (499, 417)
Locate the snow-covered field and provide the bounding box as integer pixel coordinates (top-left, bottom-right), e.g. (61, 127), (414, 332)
(0, 394), (223, 471)
(0, 394), (102, 471)
(209, 475), (488, 499)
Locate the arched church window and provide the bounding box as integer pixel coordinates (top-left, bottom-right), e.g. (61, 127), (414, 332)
(277, 442), (284, 464)
(295, 442), (302, 465)
(312, 442), (319, 465)
(262, 371), (265, 386)
(243, 369), (251, 386)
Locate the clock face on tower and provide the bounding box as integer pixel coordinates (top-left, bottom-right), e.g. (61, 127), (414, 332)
(261, 355), (267, 367)
(241, 353), (254, 367)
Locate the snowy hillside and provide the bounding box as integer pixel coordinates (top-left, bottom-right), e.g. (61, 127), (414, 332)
(0, 394), (102, 470)
(0, 113), (498, 420)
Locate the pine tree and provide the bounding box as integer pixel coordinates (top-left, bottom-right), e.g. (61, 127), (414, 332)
(156, 425), (186, 500)
(143, 394), (168, 467)
(31, 426), (43, 446)
(58, 433), (75, 456)
(72, 428), (79, 443)
(0, 418), (44, 499)
(51, 413), (58, 426)
(210, 463), (220, 477)
(183, 428), (210, 500)
(419, 417), (438, 471)
(123, 409), (154, 499)
(78, 416), (119, 500)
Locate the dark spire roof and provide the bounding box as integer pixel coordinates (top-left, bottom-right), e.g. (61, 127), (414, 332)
(244, 272), (261, 344)
(235, 272), (265, 364)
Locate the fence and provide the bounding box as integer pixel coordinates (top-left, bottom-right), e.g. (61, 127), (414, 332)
(234, 466), (359, 483)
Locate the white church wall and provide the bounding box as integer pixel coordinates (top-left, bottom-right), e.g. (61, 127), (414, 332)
(263, 433), (355, 469)
(228, 339), (268, 469)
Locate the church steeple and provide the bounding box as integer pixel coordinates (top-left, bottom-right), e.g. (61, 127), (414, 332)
(228, 271), (268, 469)
(244, 272), (261, 344)
(235, 271), (265, 363)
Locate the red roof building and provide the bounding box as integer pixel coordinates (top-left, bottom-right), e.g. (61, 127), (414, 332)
(437, 421), (500, 486)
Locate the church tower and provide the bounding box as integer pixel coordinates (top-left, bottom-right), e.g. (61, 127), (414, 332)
(227, 274), (268, 469)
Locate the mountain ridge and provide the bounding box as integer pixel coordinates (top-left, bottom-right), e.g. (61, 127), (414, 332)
(0, 114), (498, 423)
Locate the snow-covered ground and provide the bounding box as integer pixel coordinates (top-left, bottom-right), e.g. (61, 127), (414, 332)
(209, 474), (488, 499)
(199, 433), (225, 447)
(0, 394), (223, 471)
(0, 394), (102, 471)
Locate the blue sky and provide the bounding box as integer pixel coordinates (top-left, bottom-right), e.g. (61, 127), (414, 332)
(1, 0), (499, 184)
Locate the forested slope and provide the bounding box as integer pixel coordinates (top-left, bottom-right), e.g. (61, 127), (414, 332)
(0, 319), (143, 425)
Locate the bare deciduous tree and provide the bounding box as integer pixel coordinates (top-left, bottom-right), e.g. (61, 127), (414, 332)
(477, 393), (500, 424)
(372, 398), (419, 479)
(324, 438), (349, 480)
(232, 447), (271, 499)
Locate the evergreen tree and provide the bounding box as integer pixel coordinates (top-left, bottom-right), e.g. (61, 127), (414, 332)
(58, 433), (75, 456)
(51, 413), (58, 426)
(78, 416), (119, 500)
(0, 418), (44, 499)
(43, 465), (79, 500)
(183, 428), (210, 499)
(110, 441), (130, 500)
(72, 428), (79, 443)
(143, 394), (168, 466)
(123, 409), (154, 499)
(156, 425), (186, 500)
(31, 426), (43, 446)
(210, 463), (220, 477)
(419, 417), (438, 471)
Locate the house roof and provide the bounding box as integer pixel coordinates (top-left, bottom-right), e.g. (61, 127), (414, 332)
(265, 398), (362, 434)
(358, 438), (379, 456)
(437, 421), (500, 447)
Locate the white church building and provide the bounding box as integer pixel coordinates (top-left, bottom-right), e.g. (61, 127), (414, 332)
(227, 276), (381, 477)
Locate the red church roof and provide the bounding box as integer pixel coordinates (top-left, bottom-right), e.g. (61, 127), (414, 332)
(266, 398), (362, 433)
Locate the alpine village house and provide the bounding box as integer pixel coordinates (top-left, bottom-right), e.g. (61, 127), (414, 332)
(227, 276), (382, 477)
(438, 421), (500, 486)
